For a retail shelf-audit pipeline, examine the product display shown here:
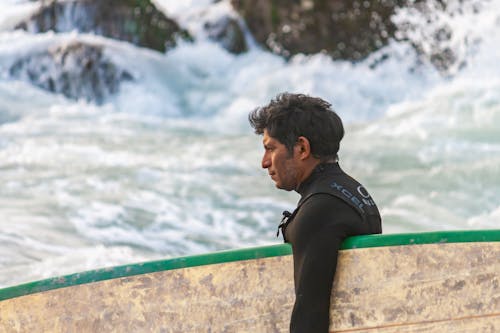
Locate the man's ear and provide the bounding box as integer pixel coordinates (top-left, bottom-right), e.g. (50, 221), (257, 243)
(295, 136), (311, 160)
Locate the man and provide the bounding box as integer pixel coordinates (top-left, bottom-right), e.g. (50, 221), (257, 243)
(249, 93), (382, 332)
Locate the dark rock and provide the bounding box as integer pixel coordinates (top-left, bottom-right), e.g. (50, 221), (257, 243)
(16, 0), (192, 52)
(231, 0), (402, 61)
(231, 0), (467, 74)
(204, 16), (248, 54)
(9, 41), (133, 104)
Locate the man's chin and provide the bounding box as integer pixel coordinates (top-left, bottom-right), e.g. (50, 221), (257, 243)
(275, 183), (293, 191)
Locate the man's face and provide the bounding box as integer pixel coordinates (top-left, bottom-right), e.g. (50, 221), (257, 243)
(261, 130), (300, 191)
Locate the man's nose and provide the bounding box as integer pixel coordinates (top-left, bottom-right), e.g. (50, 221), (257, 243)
(262, 154), (271, 169)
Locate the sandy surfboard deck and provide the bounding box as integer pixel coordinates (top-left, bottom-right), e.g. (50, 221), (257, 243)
(0, 230), (499, 332)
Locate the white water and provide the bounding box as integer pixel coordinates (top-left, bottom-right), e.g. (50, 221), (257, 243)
(0, 0), (499, 288)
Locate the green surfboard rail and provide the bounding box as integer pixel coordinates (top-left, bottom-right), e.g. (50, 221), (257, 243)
(0, 229), (498, 301)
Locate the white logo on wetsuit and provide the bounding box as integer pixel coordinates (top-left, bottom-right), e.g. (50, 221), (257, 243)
(357, 185), (376, 206)
(330, 182), (364, 211)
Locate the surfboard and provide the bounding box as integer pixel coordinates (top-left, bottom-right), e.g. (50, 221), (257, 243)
(0, 230), (498, 332)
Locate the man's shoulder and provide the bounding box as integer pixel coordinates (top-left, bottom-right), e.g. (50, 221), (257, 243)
(298, 193), (362, 221)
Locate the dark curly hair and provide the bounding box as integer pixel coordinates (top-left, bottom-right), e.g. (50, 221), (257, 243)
(248, 93), (344, 161)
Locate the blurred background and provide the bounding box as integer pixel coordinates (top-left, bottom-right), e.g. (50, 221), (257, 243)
(0, 0), (499, 288)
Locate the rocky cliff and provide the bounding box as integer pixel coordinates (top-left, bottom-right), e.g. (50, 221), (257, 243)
(16, 0), (192, 52)
(231, 0), (465, 73)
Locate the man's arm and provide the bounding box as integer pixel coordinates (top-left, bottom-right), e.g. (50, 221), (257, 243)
(288, 195), (361, 333)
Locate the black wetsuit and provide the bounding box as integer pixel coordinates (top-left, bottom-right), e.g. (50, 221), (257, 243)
(280, 163), (382, 333)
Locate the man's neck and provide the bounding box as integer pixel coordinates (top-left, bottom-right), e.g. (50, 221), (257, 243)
(296, 160), (339, 194)
(294, 159), (321, 192)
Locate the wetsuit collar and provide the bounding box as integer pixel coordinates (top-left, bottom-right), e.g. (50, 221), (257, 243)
(296, 162), (340, 196)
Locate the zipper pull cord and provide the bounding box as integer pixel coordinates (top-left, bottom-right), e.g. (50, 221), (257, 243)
(277, 210), (292, 238)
